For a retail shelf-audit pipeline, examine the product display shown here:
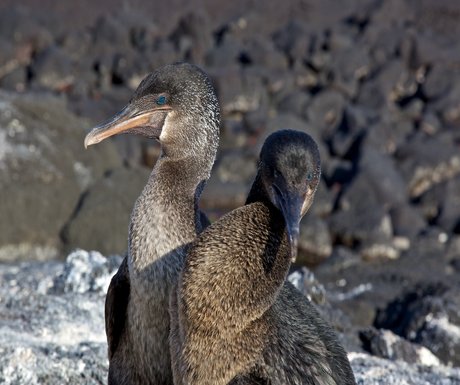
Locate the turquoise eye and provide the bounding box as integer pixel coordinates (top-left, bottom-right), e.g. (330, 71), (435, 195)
(306, 173), (313, 181)
(157, 95), (167, 105)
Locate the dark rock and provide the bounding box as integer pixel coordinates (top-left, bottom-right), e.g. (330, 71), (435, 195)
(437, 175), (460, 233)
(360, 327), (441, 366)
(214, 151), (257, 184)
(275, 90), (311, 117)
(359, 146), (407, 206)
(311, 179), (335, 217)
(389, 203), (426, 239)
(446, 236), (460, 264)
(396, 133), (460, 199)
(328, 171), (399, 259)
(263, 113), (324, 154)
(329, 106), (368, 158)
(242, 108), (268, 139)
(350, 352), (460, 384)
(0, 65), (27, 92)
(306, 90), (346, 138)
(200, 175), (248, 213)
(30, 46), (74, 91)
(422, 64), (456, 100)
(205, 36), (242, 67)
(420, 111), (441, 136)
(436, 83), (460, 127)
(297, 215), (332, 266)
(272, 21), (313, 65)
(210, 66), (267, 113)
(399, 30), (420, 70)
(169, 10), (213, 64)
(356, 78), (387, 111)
(0, 92), (121, 261)
(0, 39), (30, 91)
(330, 45), (370, 98)
(323, 157), (354, 185)
(91, 14), (131, 49)
(219, 116), (248, 151)
(240, 36), (288, 71)
(314, 246), (362, 275)
(400, 98), (424, 122)
(375, 283), (460, 366)
(363, 23), (405, 73)
(59, 30), (92, 62)
(63, 166), (150, 256)
(365, 113), (413, 154)
(0, 6), (53, 54)
(358, 60), (410, 110)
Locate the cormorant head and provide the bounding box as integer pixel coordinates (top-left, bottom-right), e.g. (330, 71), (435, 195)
(84, 62), (220, 158)
(259, 129), (321, 260)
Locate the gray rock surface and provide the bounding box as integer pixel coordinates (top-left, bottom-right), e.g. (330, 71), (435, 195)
(0, 92), (121, 261)
(62, 166), (150, 255)
(350, 353), (460, 385)
(0, 250), (121, 384)
(1, 252), (460, 385)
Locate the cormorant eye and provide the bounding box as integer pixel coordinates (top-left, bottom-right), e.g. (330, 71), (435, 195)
(156, 95), (167, 105)
(306, 172), (313, 181)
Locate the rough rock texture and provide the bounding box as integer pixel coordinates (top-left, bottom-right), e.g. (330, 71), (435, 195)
(1, 253), (459, 385)
(0, 92), (121, 261)
(0, 250), (122, 384)
(62, 166), (150, 255)
(1, 0), (460, 382)
(350, 353), (460, 385)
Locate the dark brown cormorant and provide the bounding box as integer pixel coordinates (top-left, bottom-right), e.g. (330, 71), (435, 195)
(84, 63), (220, 385)
(170, 130), (356, 385)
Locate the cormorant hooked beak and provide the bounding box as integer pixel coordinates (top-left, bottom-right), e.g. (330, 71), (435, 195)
(84, 104), (172, 148)
(275, 187), (303, 262)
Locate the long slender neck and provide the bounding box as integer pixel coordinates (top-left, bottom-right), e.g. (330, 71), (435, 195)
(128, 153), (209, 278)
(246, 173), (292, 279)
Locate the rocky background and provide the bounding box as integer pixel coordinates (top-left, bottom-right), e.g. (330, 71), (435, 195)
(1, 0), (460, 383)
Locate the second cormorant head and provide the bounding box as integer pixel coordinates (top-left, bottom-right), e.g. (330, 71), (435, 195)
(258, 129), (321, 259)
(84, 62), (220, 161)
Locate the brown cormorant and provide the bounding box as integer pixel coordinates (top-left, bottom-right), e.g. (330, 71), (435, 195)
(170, 130), (356, 385)
(84, 63), (220, 385)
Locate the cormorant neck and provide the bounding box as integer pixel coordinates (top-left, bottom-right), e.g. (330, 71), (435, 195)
(128, 153), (212, 280)
(246, 172), (272, 208)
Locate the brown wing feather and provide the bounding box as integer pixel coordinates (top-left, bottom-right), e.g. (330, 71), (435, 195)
(105, 256), (130, 359)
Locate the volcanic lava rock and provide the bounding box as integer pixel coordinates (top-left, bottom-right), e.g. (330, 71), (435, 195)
(0, 92), (121, 261)
(375, 283), (460, 367)
(389, 203), (426, 239)
(350, 352), (460, 385)
(360, 327), (441, 366)
(422, 64), (455, 101)
(328, 171), (396, 259)
(0, 250), (119, 385)
(30, 46), (74, 91)
(396, 133), (460, 199)
(170, 10), (213, 64)
(297, 215), (332, 266)
(306, 89), (346, 137)
(63, 166), (150, 256)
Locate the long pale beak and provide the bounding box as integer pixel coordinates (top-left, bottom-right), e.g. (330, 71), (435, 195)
(84, 104), (171, 148)
(275, 187), (303, 262)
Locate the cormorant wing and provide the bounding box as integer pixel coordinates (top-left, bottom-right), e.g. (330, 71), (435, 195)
(105, 256), (130, 359)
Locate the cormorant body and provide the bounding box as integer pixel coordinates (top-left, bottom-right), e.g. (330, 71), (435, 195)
(170, 130), (356, 385)
(85, 63), (220, 385)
